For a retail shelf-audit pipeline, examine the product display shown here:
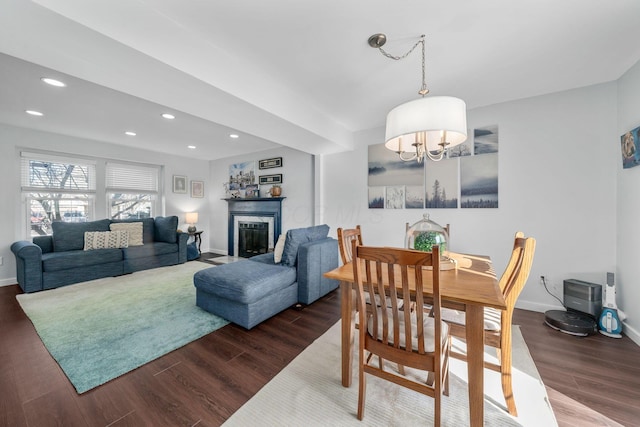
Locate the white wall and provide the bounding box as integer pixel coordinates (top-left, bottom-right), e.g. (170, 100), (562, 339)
(616, 59), (640, 342)
(321, 82), (618, 314)
(208, 146), (314, 254)
(0, 123), (210, 285)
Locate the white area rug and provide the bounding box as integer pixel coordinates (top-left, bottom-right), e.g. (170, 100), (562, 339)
(223, 322), (556, 426)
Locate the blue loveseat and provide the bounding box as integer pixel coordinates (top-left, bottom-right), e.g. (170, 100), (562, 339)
(11, 216), (188, 293)
(194, 224), (339, 329)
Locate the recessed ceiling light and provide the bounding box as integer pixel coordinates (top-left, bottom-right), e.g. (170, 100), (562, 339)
(161, 113), (175, 120)
(125, 131), (137, 136)
(25, 110), (44, 116)
(41, 77), (66, 87)
(229, 133), (239, 139)
(187, 145), (196, 149)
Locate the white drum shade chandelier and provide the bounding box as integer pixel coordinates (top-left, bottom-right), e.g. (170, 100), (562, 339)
(369, 34), (468, 162)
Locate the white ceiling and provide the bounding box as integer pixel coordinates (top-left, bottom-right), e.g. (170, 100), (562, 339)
(1, 0), (639, 160)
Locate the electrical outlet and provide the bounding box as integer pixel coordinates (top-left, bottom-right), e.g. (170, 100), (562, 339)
(539, 275), (545, 286)
(0, 256), (3, 266)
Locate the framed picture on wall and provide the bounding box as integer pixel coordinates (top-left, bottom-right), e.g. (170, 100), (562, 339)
(191, 180), (204, 198)
(259, 174), (283, 185)
(173, 175), (187, 193)
(258, 157), (283, 169)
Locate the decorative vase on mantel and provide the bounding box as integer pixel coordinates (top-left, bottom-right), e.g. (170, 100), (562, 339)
(270, 185), (282, 197)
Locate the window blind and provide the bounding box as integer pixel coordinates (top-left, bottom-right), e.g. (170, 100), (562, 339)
(21, 151), (96, 192)
(106, 162), (159, 193)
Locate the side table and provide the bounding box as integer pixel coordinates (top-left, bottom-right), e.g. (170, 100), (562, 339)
(188, 230), (203, 253)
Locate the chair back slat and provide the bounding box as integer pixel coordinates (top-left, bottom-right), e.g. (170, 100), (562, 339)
(337, 225), (363, 265)
(353, 243), (441, 355)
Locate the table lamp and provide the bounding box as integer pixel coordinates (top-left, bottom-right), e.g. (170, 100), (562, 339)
(186, 212), (198, 233)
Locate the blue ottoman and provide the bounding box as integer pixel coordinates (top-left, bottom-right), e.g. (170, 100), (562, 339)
(193, 259), (298, 329)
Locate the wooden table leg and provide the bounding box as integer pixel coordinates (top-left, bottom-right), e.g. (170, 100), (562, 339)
(340, 280), (354, 387)
(466, 304), (484, 427)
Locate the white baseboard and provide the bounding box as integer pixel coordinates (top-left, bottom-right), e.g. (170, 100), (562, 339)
(515, 299), (563, 313)
(0, 277), (17, 287)
(207, 248), (228, 255)
(622, 322), (640, 346)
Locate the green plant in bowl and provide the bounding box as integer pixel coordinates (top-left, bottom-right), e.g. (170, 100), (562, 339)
(413, 232), (446, 252)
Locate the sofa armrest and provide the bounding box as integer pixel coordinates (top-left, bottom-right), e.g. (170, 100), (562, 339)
(10, 241), (43, 293)
(297, 238), (339, 305)
(177, 232), (189, 263)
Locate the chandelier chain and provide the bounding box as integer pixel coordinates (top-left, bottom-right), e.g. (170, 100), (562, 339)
(377, 35), (424, 61)
(377, 35), (428, 96)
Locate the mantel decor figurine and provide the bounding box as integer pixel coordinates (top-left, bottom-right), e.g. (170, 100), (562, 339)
(269, 185), (282, 197)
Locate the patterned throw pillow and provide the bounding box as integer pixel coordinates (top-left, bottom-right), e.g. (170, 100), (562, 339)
(110, 222), (144, 246)
(84, 230), (129, 250)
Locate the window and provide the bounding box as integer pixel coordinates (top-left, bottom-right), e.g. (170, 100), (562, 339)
(21, 151), (163, 237)
(21, 152), (96, 237)
(106, 162), (160, 220)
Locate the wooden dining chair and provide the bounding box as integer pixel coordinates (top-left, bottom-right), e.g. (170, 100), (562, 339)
(337, 225), (362, 265)
(440, 231), (536, 416)
(352, 243), (450, 425)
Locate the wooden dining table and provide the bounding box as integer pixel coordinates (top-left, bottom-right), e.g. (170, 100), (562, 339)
(323, 251), (505, 427)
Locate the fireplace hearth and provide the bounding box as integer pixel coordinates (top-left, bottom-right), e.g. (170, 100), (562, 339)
(238, 222), (269, 258)
(225, 197), (285, 257)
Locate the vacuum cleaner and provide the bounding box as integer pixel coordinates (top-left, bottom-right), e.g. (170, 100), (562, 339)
(598, 272), (626, 338)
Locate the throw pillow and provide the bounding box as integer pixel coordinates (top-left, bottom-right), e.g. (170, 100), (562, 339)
(154, 216), (178, 243)
(273, 234), (286, 264)
(110, 222), (144, 246)
(84, 230), (129, 250)
(111, 217), (155, 243)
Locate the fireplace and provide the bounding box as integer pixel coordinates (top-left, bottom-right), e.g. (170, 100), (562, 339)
(238, 221), (269, 257)
(225, 197), (284, 257)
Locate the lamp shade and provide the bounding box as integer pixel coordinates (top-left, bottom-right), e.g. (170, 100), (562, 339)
(384, 96), (468, 153)
(185, 212), (199, 224)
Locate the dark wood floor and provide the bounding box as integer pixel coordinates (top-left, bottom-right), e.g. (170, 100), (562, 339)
(513, 309), (640, 427)
(1, 280), (638, 426)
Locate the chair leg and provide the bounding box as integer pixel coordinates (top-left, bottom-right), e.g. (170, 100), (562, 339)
(426, 371), (434, 386)
(500, 347), (517, 416)
(434, 391), (441, 427)
(357, 369), (366, 420)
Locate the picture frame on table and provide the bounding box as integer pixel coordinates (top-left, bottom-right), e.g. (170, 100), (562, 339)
(191, 180), (204, 198)
(245, 184), (259, 198)
(173, 175), (187, 193)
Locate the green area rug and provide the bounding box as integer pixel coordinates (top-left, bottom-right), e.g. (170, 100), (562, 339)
(16, 262), (228, 394)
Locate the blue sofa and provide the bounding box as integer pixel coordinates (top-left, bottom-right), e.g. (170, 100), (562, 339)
(11, 216), (188, 293)
(194, 224), (339, 329)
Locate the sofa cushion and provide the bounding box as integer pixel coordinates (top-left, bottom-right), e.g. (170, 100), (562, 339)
(52, 219), (111, 252)
(111, 218), (155, 243)
(193, 261), (297, 305)
(84, 230), (129, 250)
(42, 248), (123, 272)
(109, 222), (144, 246)
(281, 224), (331, 267)
(308, 224), (330, 241)
(122, 242), (178, 260)
(154, 216), (178, 243)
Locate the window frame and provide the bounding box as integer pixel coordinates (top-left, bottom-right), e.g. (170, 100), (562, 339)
(20, 149), (164, 238)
